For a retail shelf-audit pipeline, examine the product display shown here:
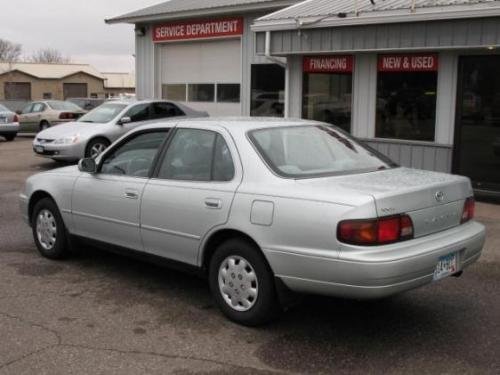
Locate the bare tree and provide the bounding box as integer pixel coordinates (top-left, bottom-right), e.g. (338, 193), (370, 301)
(30, 48), (70, 64)
(0, 38), (22, 62)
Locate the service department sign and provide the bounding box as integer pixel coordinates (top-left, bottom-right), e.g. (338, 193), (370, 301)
(153, 17), (244, 42)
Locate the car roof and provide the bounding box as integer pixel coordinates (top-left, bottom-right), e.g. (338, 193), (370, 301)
(133, 117), (322, 133)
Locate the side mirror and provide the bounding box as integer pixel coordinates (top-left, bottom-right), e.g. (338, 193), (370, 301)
(78, 158), (97, 174)
(118, 116), (131, 125)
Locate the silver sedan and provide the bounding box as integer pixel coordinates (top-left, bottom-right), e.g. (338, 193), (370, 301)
(32, 100), (207, 161)
(0, 104), (19, 141)
(20, 119), (485, 325)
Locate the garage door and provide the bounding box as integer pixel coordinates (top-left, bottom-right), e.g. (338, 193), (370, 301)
(4, 82), (31, 100)
(64, 83), (88, 99)
(160, 39), (241, 116)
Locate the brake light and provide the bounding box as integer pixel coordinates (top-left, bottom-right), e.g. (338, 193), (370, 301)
(59, 112), (75, 120)
(338, 215), (414, 246)
(461, 197), (475, 224)
(13, 114), (19, 122)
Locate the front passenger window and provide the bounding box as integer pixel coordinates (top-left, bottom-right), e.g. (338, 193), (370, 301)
(123, 103), (150, 123)
(100, 131), (168, 177)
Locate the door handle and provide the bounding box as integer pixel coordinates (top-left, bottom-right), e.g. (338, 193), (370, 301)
(205, 198), (222, 209)
(124, 189), (139, 200)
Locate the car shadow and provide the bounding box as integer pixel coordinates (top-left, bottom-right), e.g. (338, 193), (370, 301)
(57, 244), (494, 375)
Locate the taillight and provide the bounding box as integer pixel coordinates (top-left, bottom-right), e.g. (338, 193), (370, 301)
(13, 114), (19, 122)
(461, 197), (475, 224)
(338, 215), (414, 246)
(59, 112), (75, 120)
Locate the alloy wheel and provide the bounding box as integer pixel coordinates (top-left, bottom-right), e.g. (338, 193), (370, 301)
(36, 209), (57, 251)
(90, 143), (107, 158)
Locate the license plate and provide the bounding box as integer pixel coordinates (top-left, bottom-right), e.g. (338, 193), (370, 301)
(35, 146), (44, 153)
(434, 252), (459, 281)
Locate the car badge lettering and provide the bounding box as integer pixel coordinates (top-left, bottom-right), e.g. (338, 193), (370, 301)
(435, 191), (445, 203)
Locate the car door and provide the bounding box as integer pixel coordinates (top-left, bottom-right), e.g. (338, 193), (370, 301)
(28, 103), (46, 132)
(140, 126), (242, 265)
(71, 130), (170, 250)
(19, 103), (34, 132)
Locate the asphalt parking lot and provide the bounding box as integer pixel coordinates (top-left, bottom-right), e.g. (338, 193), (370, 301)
(0, 136), (499, 375)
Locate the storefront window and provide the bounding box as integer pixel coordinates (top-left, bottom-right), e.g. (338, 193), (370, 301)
(376, 54), (438, 142)
(188, 84), (215, 102)
(302, 56), (353, 133)
(163, 84), (187, 101)
(217, 84), (240, 103)
(251, 64), (285, 117)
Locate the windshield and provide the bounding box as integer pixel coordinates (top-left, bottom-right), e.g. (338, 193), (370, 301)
(0, 104), (9, 112)
(78, 103), (127, 124)
(47, 101), (82, 111)
(249, 125), (395, 178)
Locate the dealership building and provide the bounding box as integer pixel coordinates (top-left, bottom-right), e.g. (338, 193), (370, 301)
(107, 0), (500, 196)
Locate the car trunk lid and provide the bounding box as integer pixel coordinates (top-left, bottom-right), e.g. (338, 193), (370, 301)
(335, 167), (472, 238)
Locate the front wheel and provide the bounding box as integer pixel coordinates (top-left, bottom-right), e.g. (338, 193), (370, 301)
(31, 198), (70, 260)
(85, 138), (110, 158)
(209, 238), (281, 326)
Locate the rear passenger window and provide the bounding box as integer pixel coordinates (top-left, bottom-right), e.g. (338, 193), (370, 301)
(157, 129), (234, 182)
(151, 102), (185, 119)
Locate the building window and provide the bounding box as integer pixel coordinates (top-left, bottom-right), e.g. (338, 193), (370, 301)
(217, 84), (240, 103)
(43, 92), (52, 100)
(4, 82), (31, 100)
(90, 93), (98, 98)
(162, 84), (187, 101)
(302, 56), (354, 133)
(251, 64), (285, 117)
(188, 84), (215, 102)
(376, 54), (438, 142)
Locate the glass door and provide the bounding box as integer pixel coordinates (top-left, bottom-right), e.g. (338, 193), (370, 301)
(455, 55), (500, 194)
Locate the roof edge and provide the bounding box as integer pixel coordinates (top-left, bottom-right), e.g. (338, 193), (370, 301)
(252, 3), (500, 31)
(105, 0), (299, 24)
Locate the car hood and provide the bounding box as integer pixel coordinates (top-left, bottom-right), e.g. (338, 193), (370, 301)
(36, 121), (107, 139)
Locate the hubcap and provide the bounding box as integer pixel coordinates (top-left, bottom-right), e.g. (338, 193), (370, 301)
(218, 256), (258, 312)
(36, 209), (57, 251)
(90, 143), (107, 158)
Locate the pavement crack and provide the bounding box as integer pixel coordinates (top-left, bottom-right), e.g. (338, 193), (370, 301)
(0, 310), (62, 345)
(62, 343), (281, 373)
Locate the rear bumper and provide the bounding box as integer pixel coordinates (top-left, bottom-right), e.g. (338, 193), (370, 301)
(0, 123), (19, 134)
(265, 221), (485, 299)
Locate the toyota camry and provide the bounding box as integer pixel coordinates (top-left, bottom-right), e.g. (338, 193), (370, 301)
(20, 118), (486, 325)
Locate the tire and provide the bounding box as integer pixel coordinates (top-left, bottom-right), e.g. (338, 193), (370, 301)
(31, 198), (70, 260)
(4, 134), (15, 141)
(40, 121), (50, 131)
(85, 138), (110, 158)
(209, 238), (281, 326)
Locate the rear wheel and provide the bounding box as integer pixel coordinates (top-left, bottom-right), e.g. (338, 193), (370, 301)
(85, 138), (110, 158)
(39, 121), (50, 131)
(209, 238), (281, 326)
(31, 198), (70, 260)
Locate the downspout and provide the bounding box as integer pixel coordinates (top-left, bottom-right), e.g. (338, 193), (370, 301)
(264, 31), (289, 117)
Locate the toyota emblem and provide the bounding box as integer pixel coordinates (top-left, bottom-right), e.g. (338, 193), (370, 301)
(435, 191), (445, 202)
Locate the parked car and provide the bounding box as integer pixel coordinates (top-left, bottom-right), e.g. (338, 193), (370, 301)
(67, 98), (106, 111)
(0, 103), (19, 141)
(18, 101), (86, 133)
(20, 118), (486, 326)
(32, 100), (207, 161)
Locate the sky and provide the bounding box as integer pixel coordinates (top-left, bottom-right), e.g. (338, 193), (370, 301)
(0, 0), (161, 73)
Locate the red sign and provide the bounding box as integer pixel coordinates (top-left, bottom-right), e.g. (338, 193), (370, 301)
(378, 54), (438, 72)
(303, 56), (354, 73)
(153, 17), (244, 42)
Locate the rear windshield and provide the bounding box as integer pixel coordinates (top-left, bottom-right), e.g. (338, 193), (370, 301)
(78, 103), (127, 124)
(249, 125), (395, 178)
(47, 101), (82, 111)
